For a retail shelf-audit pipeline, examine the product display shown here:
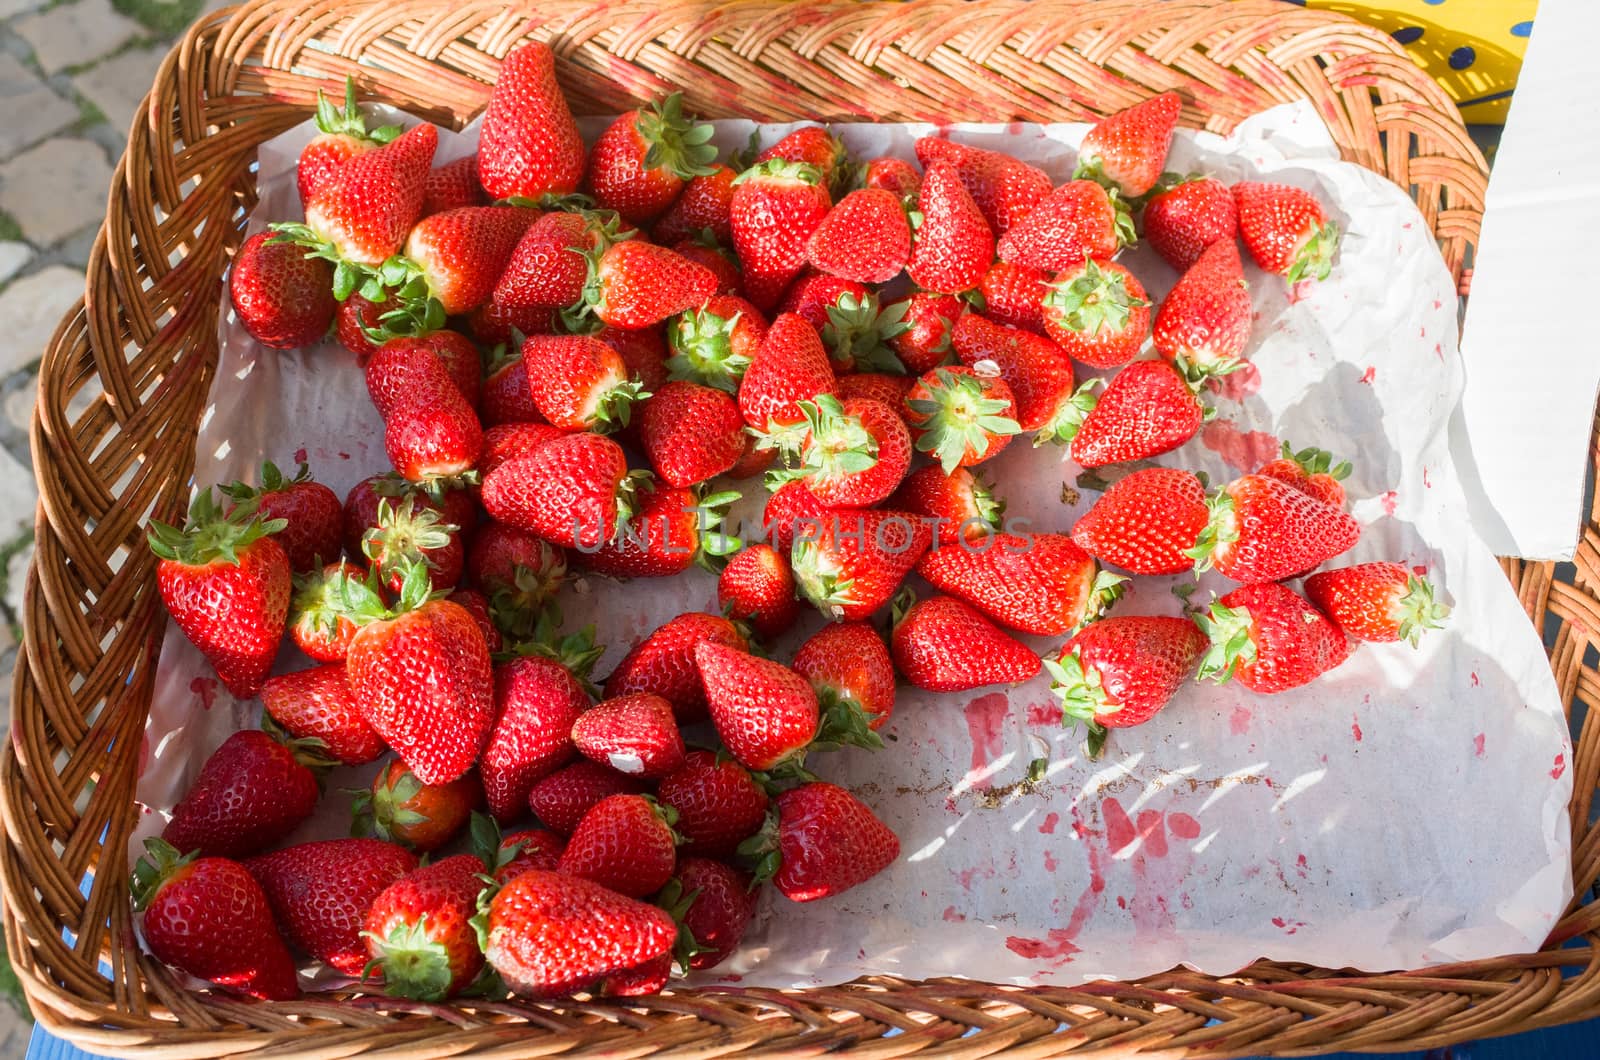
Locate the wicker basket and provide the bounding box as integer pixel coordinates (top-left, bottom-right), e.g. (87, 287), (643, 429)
(5, 0), (1592, 1055)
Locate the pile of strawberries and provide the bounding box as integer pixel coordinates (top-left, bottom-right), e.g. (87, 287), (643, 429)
(137, 43), (1454, 1003)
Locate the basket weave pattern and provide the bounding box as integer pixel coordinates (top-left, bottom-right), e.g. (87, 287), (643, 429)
(8, 0), (1590, 1055)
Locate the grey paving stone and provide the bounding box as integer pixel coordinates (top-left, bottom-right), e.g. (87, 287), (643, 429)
(74, 46), (163, 139)
(12, 0), (143, 75)
(0, 138), (112, 246)
(0, 0), (47, 20)
(0, 266), (83, 376)
(0, 244), (30, 289)
(4, 537), (32, 630)
(4, 376), (35, 436)
(0, 54), (76, 158)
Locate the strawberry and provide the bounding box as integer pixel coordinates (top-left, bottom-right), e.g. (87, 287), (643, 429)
(917, 533), (1122, 637)
(1303, 562), (1450, 646)
(364, 853), (486, 1000)
(481, 423), (564, 478)
(1040, 257), (1152, 370)
(890, 593), (1040, 692)
(1045, 615), (1208, 756)
(1190, 473), (1361, 585)
(352, 759), (480, 852)
(296, 78), (401, 208)
(807, 188), (910, 283)
(906, 161), (993, 295)
(362, 495), (464, 594)
(497, 828), (567, 882)
(481, 632), (601, 822)
(163, 728), (326, 859)
(480, 351), (544, 426)
(695, 641), (820, 771)
(791, 508), (931, 621)
(952, 312), (1076, 432)
(888, 465), (1003, 545)
(887, 291), (961, 374)
(364, 332), (482, 418)
(147, 489), (290, 698)
(580, 483), (739, 579)
(976, 261), (1049, 334)
(914, 138), (1050, 236)
(449, 588), (502, 653)
(228, 232), (337, 350)
(599, 325), (671, 392)
(747, 782), (898, 902)
(655, 750), (769, 858)
(1074, 92), (1182, 198)
(560, 793), (680, 898)
(638, 381), (747, 487)
(757, 127), (851, 192)
(1233, 181), (1339, 282)
(792, 621), (896, 736)
(586, 94), (720, 223)
(495, 211), (611, 313)
(390, 205), (534, 315)
(422, 156), (486, 215)
(763, 479), (830, 554)
(667, 294), (767, 393)
(730, 160), (832, 311)
(718, 544), (800, 641)
(773, 395), (912, 508)
(779, 272), (868, 338)
(1071, 467), (1208, 575)
(466, 521), (566, 637)
(1258, 442), (1352, 509)
(342, 473), (476, 558)
(996, 179), (1132, 271)
(482, 433), (642, 552)
(837, 372), (913, 409)
(384, 390), (483, 482)
(346, 563), (495, 785)
(527, 760), (647, 835)
(729, 434), (777, 479)
(571, 694), (687, 780)
(604, 612), (749, 722)
(131, 839), (297, 1000)
(261, 662), (385, 765)
(247, 838), (416, 975)
(1048, 358), (1206, 466)
(217, 461), (342, 574)
(654, 164), (738, 244)
(520, 334), (646, 433)
(476, 42), (585, 201)
(1144, 176), (1237, 272)
(737, 312), (838, 436)
(1152, 238), (1253, 378)
(660, 858), (756, 971)
(903, 366), (1021, 474)
(480, 869), (677, 999)
(583, 240), (717, 331)
(864, 156), (922, 202)
(1197, 581), (1350, 693)
(815, 289), (910, 374)
(598, 954), (672, 998)
(672, 237), (743, 295)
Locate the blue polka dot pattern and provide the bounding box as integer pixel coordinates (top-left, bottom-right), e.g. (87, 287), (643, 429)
(1511, 21), (1533, 38)
(1392, 26), (1423, 45)
(1449, 45), (1477, 70)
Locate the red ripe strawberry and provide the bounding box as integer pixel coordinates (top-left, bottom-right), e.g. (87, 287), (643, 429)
(482, 423), (564, 480)
(718, 544), (800, 640)
(261, 663), (385, 765)
(598, 954), (672, 998)
(1198, 581), (1350, 693)
(247, 837), (416, 975)
(730, 160), (832, 311)
(288, 121), (437, 268)
(598, 325), (670, 392)
(229, 232), (336, 350)
(752, 782), (898, 902)
(586, 240), (717, 331)
(1233, 181), (1339, 282)
(654, 163), (738, 244)
(384, 391), (483, 482)
(148, 490), (290, 698)
(1046, 615), (1208, 756)
(364, 853), (486, 1000)
(695, 641), (820, 771)
(917, 533), (1121, 637)
(1303, 562), (1450, 646)
(1153, 238), (1253, 378)
(1050, 358), (1206, 465)
(482, 635), (600, 822)
(977, 261), (1049, 334)
(296, 79), (401, 208)
(1074, 92), (1182, 198)
(289, 558), (372, 662)
(1040, 258), (1152, 370)
(729, 434), (777, 479)
(952, 312), (1076, 433)
(218, 461), (342, 574)
(335, 292), (385, 358)
(342, 473), (476, 558)
(364, 332), (482, 418)
(163, 728), (325, 859)
(638, 381), (746, 487)
(1144, 176), (1237, 272)
(887, 291), (961, 374)
(906, 162), (993, 295)
(1071, 467), (1208, 575)
(758, 127), (850, 190)
(777, 395), (912, 508)
(1257, 442), (1352, 509)
(479, 351), (543, 426)
(807, 188), (910, 284)
(481, 869), (677, 999)
(558, 794), (680, 898)
(888, 465), (1003, 545)
(400, 205), (534, 315)
(837, 372), (913, 409)
(346, 566), (495, 785)
(580, 483), (738, 579)
(763, 479), (830, 555)
(672, 237), (742, 294)
(791, 508), (931, 621)
(422, 156), (486, 215)
(496, 211), (602, 312)
(466, 521), (566, 636)
(448, 588), (502, 653)
(497, 828), (567, 882)
(737, 312), (838, 434)
(779, 272), (867, 334)
(865, 156), (922, 202)
(668, 294), (767, 393)
(655, 750), (769, 858)
(477, 42), (585, 201)
(586, 94), (720, 224)
(996, 179), (1131, 271)
(662, 858), (756, 971)
(604, 612), (749, 722)
(363, 495), (464, 594)
(890, 593), (1040, 692)
(792, 621), (896, 735)
(353, 759), (480, 852)
(914, 138), (1050, 236)
(571, 694), (687, 780)
(520, 334), (646, 433)
(131, 839), (297, 999)
(527, 760), (647, 835)
(1191, 473), (1361, 585)
(482, 433), (641, 552)
(903, 366), (1021, 474)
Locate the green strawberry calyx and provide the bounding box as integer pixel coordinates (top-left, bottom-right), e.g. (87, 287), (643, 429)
(735, 807), (783, 885)
(129, 837), (194, 911)
(731, 159), (823, 188)
(1193, 601), (1257, 684)
(810, 686), (885, 753)
(350, 763), (432, 846)
(293, 562), (384, 640)
(1042, 257), (1148, 338)
(362, 496), (459, 585)
(906, 367), (1021, 475)
(667, 304), (752, 393)
(1277, 440), (1352, 481)
(821, 291), (909, 374)
(360, 914), (457, 1001)
(563, 213), (649, 335)
(765, 396), (879, 493)
(499, 616), (606, 694)
(1034, 376), (1103, 448)
(635, 93), (721, 180)
(1287, 221), (1340, 284)
(653, 876), (712, 974)
(146, 488), (287, 567)
(1109, 188), (1138, 250)
(790, 531), (860, 620)
(313, 77), (402, 145)
(259, 713), (342, 776)
(1182, 487), (1239, 573)
(485, 547), (569, 644)
(217, 460), (313, 506)
(1078, 570), (1129, 630)
(1042, 648), (1115, 760)
(1395, 574), (1450, 648)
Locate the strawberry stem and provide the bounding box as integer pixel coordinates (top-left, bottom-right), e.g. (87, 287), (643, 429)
(146, 488), (287, 566)
(635, 93), (721, 180)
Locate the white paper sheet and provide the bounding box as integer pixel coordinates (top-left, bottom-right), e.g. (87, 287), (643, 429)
(133, 101), (1571, 990)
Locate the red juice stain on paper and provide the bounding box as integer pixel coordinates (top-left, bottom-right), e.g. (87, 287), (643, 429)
(1205, 361), (1261, 401)
(1167, 813), (1201, 840)
(954, 864), (996, 892)
(1380, 490), (1398, 517)
(1270, 916), (1305, 935)
(1103, 796), (1138, 854)
(1116, 895), (1127, 909)
(1005, 928), (1080, 964)
(1473, 733), (1486, 757)
(1043, 850), (1059, 872)
(1025, 701), (1058, 727)
(1422, 467), (1432, 489)
(942, 906), (965, 922)
(1359, 366), (1375, 385)
(1351, 717), (1363, 742)
(1471, 671), (1480, 688)
(1286, 280), (1313, 304)
(1135, 810), (1168, 858)
(1552, 753), (1566, 780)
(1229, 705), (1252, 735)
(1039, 811), (1059, 835)
(1201, 418), (1278, 472)
(1295, 854), (1309, 879)
(189, 676), (217, 711)
(293, 447), (308, 464)
(962, 692), (1010, 789)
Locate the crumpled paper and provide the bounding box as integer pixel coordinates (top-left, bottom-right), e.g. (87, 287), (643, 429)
(132, 100), (1571, 989)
